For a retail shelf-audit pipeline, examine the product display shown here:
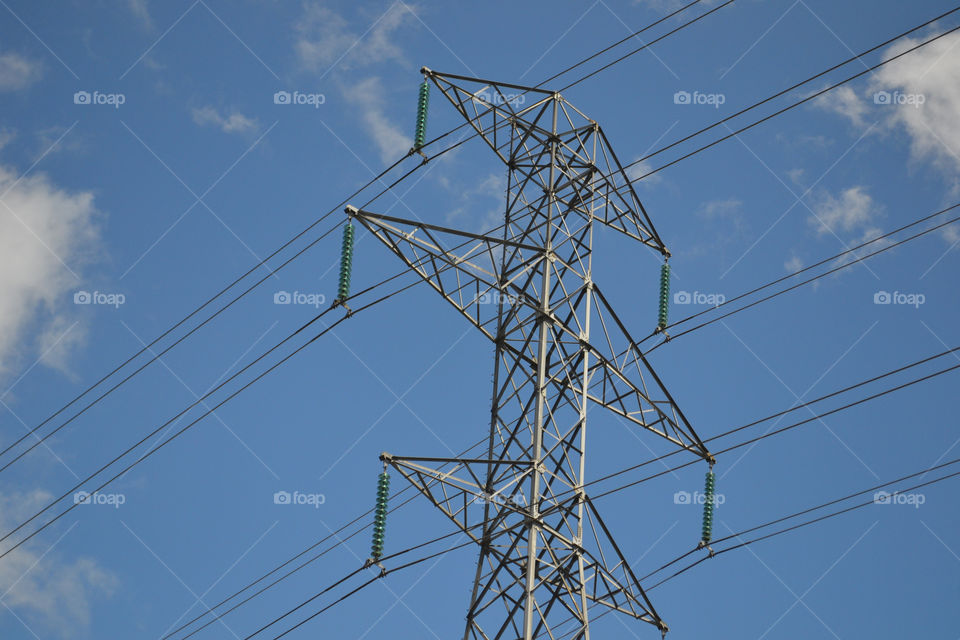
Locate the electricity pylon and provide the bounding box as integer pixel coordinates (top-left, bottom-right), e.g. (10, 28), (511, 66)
(347, 68), (714, 639)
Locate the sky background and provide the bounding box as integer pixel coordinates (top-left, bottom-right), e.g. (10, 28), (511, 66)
(0, 0), (958, 638)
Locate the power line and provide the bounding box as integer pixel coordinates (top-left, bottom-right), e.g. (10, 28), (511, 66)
(0, 222), (515, 559)
(0, 273), (433, 559)
(585, 356), (960, 502)
(166, 437), (488, 640)
(559, 0), (737, 91)
(644, 204), (960, 352)
(245, 527), (481, 640)
(627, 21), (960, 182)
(655, 201), (960, 336)
(535, 461), (960, 636)
(4, 0), (720, 480)
(647, 466), (960, 590)
(622, 5), (960, 173)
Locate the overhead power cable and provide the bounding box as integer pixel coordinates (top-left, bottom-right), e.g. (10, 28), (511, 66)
(655, 202), (960, 337)
(0, 223), (513, 559)
(5, 0), (718, 476)
(643, 203), (960, 352)
(166, 437), (487, 640)
(647, 466), (960, 590)
(586, 356), (960, 502)
(622, 5), (960, 173)
(626, 21), (960, 182)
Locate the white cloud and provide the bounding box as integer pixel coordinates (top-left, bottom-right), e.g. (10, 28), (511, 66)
(808, 186), (882, 249)
(0, 490), (117, 637)
(295, 2), (418, 71)
(0, 129), (15, 151)
(870, 30), (960, 176)
(0, 52), (41, 92)
(191, 106), (259, 135)
(37, 316), (85, 377)
(808, 186), (878, 237)
(343, 77), (412, 163)
(787, 168), (805, 187)
(784, 255), (804, 273)
(444, 172), (506, 232)
(0, 166), (99, 381)
(626, 159), (662, 186)
(814, 85), (866, 126)
(942, 223), (960, 245)
(122, 0), (153, 30)
(698, 197), (742, 219)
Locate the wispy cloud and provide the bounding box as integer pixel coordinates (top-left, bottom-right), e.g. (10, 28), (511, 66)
(808, 186), (880, 239)
(342, 77), (412, 163)
(0, 490), (117, 637)
(191, 106), (259, 135)
(295, 2), (419, 71)
(0, 52), (42, 92)
(121, 0), (154, 30)
(814, 85), (867, 127)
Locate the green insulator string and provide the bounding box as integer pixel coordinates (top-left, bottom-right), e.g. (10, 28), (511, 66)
(370, 471), (390, 561)
(657, 260), (670, 330)
(336, 220), (355, 303)
(412, 80), (430, 151)
(701, 468), (715, 544)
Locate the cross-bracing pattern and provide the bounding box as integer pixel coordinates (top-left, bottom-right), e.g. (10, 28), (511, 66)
(349, 69), (713, 640)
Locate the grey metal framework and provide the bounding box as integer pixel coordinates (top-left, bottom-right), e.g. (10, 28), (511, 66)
(347, 68), (713, 640)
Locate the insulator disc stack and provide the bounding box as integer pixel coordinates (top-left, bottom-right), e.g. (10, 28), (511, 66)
(370, 471), (390, 561)
(337, 220), (355, 303)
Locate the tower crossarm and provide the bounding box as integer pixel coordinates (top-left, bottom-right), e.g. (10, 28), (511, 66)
(350, 206), (712, 461)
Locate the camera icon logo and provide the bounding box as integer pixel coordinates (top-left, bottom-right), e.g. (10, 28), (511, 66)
(873, 291), (892, 305)
(73, 491), (91, 505)
(673, 291), (691, 305)
(273, 491), (292, 505)
(73, 91), (91, 105)
(673, 490), (691, 504)
(274, 291), (292, 304)
(274, 91), (291, 105)
(873, 490), (891, 504)
(873, 91), (892, 105)
(674, 91), (692, 105)
(74, 291), (92, 304)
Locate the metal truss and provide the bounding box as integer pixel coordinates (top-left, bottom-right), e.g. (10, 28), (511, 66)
(348, 69), (713, 640)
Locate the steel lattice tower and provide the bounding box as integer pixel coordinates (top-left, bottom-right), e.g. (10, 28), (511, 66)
(348, 68), (714, 639)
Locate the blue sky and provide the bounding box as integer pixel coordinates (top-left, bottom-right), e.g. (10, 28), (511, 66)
(0, 0), (958, 638)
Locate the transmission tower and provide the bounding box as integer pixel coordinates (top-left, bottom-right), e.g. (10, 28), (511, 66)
(347, 68), (714, 639)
